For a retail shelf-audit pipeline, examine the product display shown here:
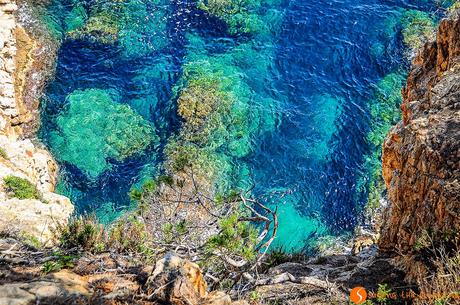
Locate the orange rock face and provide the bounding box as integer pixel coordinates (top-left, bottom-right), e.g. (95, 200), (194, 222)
(379, 12), (460, 254)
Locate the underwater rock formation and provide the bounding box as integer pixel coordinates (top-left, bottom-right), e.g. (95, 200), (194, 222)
(49, 88), (158, 179)
(0, 0), (73, 245)
(68, 0), (169, 57)
(401, 9), (436, 57)
(380, 10), (460, 254)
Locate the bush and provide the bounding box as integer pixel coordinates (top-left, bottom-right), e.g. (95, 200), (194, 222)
(58, 216), (105, 252)
(42, 251), (76, 274)
(414, 236), (460, 305)
(107, 215), (154, 260)
(58, 214), (154, 260)
(3, 176), (41, 200)
(205, 213), (258, 263)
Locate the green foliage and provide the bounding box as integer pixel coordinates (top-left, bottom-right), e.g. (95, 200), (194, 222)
(264, 246), (305, 269)
(401, 10), (436, 51)
(49, 88), (157, 179)
(157, 175), (174, 186)
(249, 290), (260, 302)
(129, 178), (160, 205)
(107, 215), (153, 259)
(22, 234), (42, 249)
(376, 283), (393, 304)
(59, 213), (154, 260)
(3, 176), (41, 200)
(59, 216), (105, 252)
(0, 147), (7, 159)
(129, 188), (143, 202)
(42, 251), (76, 274)
(205, 213), (258, 262)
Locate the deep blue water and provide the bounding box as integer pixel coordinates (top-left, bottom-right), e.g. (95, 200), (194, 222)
(39, 0), (440, 249)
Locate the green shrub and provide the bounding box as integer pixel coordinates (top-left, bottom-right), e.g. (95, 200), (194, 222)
(205, 213), (258, 262)
(42, 251), (76, 274)
(107, 215), (155, 261)
(3, 176), (41, 200)
(59, 216), (105, 252)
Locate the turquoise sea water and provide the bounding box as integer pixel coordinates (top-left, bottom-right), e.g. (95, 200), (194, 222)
(38, 0), (443, 251)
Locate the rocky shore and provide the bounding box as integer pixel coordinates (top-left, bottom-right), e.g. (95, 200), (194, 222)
(0, 0), (73, 246)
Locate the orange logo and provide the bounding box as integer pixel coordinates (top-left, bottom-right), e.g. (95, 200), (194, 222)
(350, 287), (367, 304)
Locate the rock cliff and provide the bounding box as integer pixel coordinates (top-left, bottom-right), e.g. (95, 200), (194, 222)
(380, 10), (460, 254)
(0, 0), (73, 246)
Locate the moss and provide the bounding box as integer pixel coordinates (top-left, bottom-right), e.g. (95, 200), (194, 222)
(22, 234), (42, 249)
(49, 88), (158, 179)
(41, 251), (76, 274)
(3, 176), (41, 200)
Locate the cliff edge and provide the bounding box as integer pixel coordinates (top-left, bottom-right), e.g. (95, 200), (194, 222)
(380, 10), (460, 256)
(0, 0), (73, 246)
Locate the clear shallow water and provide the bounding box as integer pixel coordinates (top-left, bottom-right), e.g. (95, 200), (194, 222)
(39, 0), (440, 250)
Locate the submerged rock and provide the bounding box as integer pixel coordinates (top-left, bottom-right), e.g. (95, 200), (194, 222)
(49, 88), (158, 179)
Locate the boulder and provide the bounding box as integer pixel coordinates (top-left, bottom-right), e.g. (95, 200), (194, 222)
(147, 253), (207, 304)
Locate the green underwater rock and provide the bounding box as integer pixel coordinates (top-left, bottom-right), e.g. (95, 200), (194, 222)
(197, 0), (264, 35)
(68, 0), (169, 56)
(379, 8), (436, 60)
(64, 3), (87, 33)
(196, 0), (284, 36)
(358, 72), (405, 216)
(161, 32), (282, 193)
(368, 73), (405, 147)
(50, 88), (158, 179)
(401, 10), (436, 52)
(304, 94), (343, 161)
